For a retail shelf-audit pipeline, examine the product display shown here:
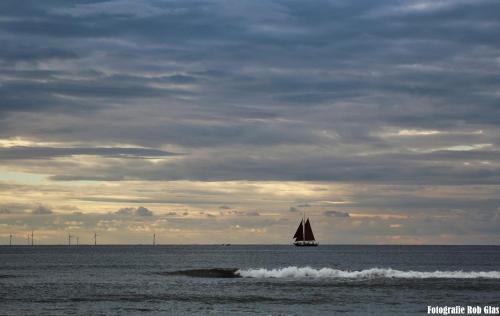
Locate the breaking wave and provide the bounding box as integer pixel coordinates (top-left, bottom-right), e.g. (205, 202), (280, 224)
(160, 268), (240, 278)
(236, 266), (500, 279)
(159, 267), (500, 279)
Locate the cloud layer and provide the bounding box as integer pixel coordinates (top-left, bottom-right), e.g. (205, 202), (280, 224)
(0, 0), (499, 244)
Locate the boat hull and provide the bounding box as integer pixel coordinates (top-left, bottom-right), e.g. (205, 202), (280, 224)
(293, 241), (318, 247)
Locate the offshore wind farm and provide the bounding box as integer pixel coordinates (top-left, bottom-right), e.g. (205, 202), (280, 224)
(4, 231), (159, 246)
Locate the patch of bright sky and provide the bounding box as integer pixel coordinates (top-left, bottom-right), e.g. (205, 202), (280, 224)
(320, 200), (352, 205)
(406, 143), (492, 153)
(443, 144), (492, 151)
(397, 129), (442, 136)
(0, 170), (108, 187)
(0, 137), (62, 147)
(0, 171), (46, 184)
(379, 128), (485, 137)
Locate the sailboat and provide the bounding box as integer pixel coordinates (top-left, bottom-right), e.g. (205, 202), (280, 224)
(293, 214), (318, 246)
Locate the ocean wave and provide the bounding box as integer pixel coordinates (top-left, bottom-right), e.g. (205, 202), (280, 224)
(160, 268), (240, 278)
(236, 266), (500, 279)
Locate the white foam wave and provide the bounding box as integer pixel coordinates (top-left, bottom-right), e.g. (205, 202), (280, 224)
(236, 266), (500, 279)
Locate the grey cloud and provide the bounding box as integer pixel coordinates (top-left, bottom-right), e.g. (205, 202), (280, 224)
(0, 1), (499, 189)
(49, 175), (126, 181)
(115, 206), (153, 216)
(223, 210), (244, 216)
(160, 74), (198, 84)
(32, 205), (53, 215)
(289, 207), (299, 213)
(0, 146), (181, 160)
(39, 145), (500, 185)
(58, 205), (81, 212)
(0, 45), (77, 63)
(0, 202), (33, 214)
(245, 211), (260, 217)
(51, 0), (172, 18)
(324, 210), (350, 218)
(115, 207), (134, 215)
(135, 206), (153, 217)
(352, 195), (500, 212)
(80, 196), (226, 205)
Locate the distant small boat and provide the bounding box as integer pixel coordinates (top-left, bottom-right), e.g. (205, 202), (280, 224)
(293, 214), (318, 247)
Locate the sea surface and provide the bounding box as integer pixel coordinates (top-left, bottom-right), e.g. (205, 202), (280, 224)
(1, 245), (499, 315)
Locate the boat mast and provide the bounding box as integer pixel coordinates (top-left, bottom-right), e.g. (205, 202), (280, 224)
(303, 212), (305, 242)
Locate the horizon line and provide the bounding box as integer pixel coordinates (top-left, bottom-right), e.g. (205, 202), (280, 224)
(2, 243), (500, 247)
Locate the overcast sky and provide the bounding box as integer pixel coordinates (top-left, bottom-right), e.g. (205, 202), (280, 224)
(1, 0), (499, 244)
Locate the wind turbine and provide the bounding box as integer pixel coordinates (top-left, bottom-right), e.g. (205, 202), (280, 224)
(93, 232), (98, 246)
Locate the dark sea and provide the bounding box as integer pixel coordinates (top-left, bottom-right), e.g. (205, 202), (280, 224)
(1, 245), (499, 315)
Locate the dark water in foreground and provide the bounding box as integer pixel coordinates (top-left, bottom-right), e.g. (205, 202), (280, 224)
(1, 245), (499, 315)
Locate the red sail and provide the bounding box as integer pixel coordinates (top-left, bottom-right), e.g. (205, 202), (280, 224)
(293, 220), (304, 241)
(304, 219), (315, 241)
